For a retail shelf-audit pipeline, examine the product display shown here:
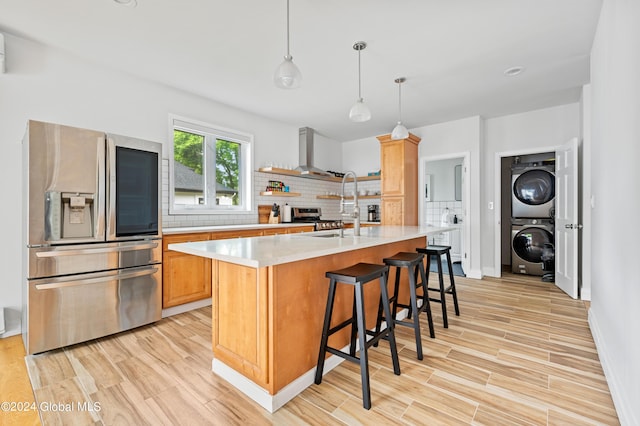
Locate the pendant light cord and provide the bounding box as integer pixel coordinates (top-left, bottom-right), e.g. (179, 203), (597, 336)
(397, 81), (402, 122)
(358, 48), (362, 100)
(286, 0), (291, 58)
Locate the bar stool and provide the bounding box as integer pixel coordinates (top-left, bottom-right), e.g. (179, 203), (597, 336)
(416, 245), (460, 328)
(315, 263), (401, 410)
(374, 252), (435, 360)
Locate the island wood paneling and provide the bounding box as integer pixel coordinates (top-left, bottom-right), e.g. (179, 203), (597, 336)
(209, 237), (425, 395)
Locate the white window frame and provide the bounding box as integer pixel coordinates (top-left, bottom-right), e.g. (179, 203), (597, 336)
(168, 114), (253, 215)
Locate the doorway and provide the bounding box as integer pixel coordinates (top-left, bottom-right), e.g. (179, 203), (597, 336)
(419, 152), (470, 275)
(494, 140), (581, 299)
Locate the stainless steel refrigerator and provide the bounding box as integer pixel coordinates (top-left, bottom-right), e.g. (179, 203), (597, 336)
(22, 120), (163, 354)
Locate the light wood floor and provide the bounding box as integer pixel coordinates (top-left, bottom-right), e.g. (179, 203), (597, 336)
(3, 273), (619, 425)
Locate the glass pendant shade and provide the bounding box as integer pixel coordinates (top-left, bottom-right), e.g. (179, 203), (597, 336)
(391, 121), (409, 140)
(274, 56), (302, 89)
(349, 98), (371, 122)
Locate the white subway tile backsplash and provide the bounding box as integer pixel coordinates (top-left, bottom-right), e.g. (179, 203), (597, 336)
(161, 161), (381, 228)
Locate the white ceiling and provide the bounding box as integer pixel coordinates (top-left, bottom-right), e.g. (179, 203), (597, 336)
(0, 0), (602, 142)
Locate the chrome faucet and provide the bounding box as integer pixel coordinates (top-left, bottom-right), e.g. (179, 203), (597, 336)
(340, 171), (360, 236)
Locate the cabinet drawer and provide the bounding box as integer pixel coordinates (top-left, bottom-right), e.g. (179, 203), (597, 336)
(163, 232), (212, 251)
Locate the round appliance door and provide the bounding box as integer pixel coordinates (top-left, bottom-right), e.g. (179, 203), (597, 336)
(512, 227), (554, 263)
(513, 169), (555, 206)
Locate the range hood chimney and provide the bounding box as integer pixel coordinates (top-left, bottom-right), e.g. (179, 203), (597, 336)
(295, 127), (331, 176)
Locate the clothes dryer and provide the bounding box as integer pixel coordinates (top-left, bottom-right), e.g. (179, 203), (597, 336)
(511, 218), (555, 276)
(511, 163), (555, 218)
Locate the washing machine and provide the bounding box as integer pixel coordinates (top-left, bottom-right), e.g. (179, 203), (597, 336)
(511, 163), (555, 218)
(511, 218), (555, 276)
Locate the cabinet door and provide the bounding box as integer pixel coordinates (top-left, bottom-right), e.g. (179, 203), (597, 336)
(381, 197), (405, 226)
(380, 140), (405, 196)
(287, 226), (314, 234)
(211, 229), (264, 239)
(163, 251), (212, 308)
(163, 232), (213, 308)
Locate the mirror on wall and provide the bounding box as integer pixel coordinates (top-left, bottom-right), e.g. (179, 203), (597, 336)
(425, 158), (463, 201)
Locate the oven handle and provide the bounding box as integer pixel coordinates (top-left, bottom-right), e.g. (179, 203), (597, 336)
(34, 267), (159, 290)
(35, 241), (159, 258)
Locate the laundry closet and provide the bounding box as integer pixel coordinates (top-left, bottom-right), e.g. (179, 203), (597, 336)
(500, 151), (556, 280)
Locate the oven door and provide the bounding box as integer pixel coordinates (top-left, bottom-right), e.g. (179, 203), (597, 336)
(106, 134), (162, 241)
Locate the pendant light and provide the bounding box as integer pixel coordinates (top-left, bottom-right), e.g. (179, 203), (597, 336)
(348, 41), (371, 122)
(274, 0), (302, 89)
(391, 77), (409, 140)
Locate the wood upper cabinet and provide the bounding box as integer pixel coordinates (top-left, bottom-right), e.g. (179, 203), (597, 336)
(162, 232), (213, 308)
(377, 133), (421, 226)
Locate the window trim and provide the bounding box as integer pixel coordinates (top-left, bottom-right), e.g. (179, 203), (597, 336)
(168, 114), (253, 215)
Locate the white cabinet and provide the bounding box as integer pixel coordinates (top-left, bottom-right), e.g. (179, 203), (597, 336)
(429, 226), (462, 263)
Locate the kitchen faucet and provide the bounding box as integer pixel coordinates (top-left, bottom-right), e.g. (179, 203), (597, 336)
(340, 171), (360, 236)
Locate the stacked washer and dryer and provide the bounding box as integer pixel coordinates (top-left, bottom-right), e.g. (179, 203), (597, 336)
(511, 160), (556, 280)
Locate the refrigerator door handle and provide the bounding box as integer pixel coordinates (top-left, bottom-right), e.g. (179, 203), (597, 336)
(35, 241), (159, 258)
(34, 267), (159, 290)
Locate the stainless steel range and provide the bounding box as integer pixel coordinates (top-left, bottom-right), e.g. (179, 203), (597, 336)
(291, 207), (343, 231)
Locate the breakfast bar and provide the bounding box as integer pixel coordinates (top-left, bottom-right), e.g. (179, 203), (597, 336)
(169, 225), (455, 412)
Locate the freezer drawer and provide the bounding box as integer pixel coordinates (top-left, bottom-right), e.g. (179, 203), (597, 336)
(24, 265), (161, 354)
(27, 239), (161, 279)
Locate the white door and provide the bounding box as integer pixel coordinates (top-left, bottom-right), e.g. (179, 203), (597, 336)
(555, 138), (580, 298)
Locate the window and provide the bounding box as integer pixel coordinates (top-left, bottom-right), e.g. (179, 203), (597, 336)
(169, 116), (253, 214)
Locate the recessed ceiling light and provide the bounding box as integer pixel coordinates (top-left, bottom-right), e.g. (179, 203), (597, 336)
(114, 0), (137, 7)
(504, 66), (525, 76)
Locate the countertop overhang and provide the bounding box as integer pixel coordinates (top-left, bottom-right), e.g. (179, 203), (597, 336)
(168, 225), (456, 268)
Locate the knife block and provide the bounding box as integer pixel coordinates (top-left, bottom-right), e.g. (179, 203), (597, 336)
(268, 211), (280, 224)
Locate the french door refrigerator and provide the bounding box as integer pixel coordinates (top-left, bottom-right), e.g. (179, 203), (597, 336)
(22, 120), (163, 354)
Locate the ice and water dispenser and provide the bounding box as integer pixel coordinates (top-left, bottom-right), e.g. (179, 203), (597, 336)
(45, 191), (96, 241)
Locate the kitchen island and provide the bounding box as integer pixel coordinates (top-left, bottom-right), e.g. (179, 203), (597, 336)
(169, 225), (455, 412)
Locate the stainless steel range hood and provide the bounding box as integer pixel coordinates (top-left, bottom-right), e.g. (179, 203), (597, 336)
(295, 127), (331, 176)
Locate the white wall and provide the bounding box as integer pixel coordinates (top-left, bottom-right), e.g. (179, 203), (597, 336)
(0, 33), (339, 337)
(482, 103), (581, 276)
(588, 0), (640, 423)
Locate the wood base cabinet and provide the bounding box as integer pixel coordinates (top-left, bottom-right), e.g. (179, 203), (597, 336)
(377, 133), (421, 226)
(162, 233), (213, 308)
(162, 227), (314, 308)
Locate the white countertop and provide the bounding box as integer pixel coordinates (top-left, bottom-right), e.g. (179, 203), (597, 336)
(168, 225), (456, 268)
(162, 223), (313, 235)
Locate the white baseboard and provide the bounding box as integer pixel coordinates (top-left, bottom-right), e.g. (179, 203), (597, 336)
(588, 308), (634, 425)
(161, 298), (212, 318)
(466, 268), (483, 279)
(212, 342), (350, 413)
(0, 308), (5, 334)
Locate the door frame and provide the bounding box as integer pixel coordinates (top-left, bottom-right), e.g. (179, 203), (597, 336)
(492, 145), (561, 278)
(419, 151), (471, 275)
